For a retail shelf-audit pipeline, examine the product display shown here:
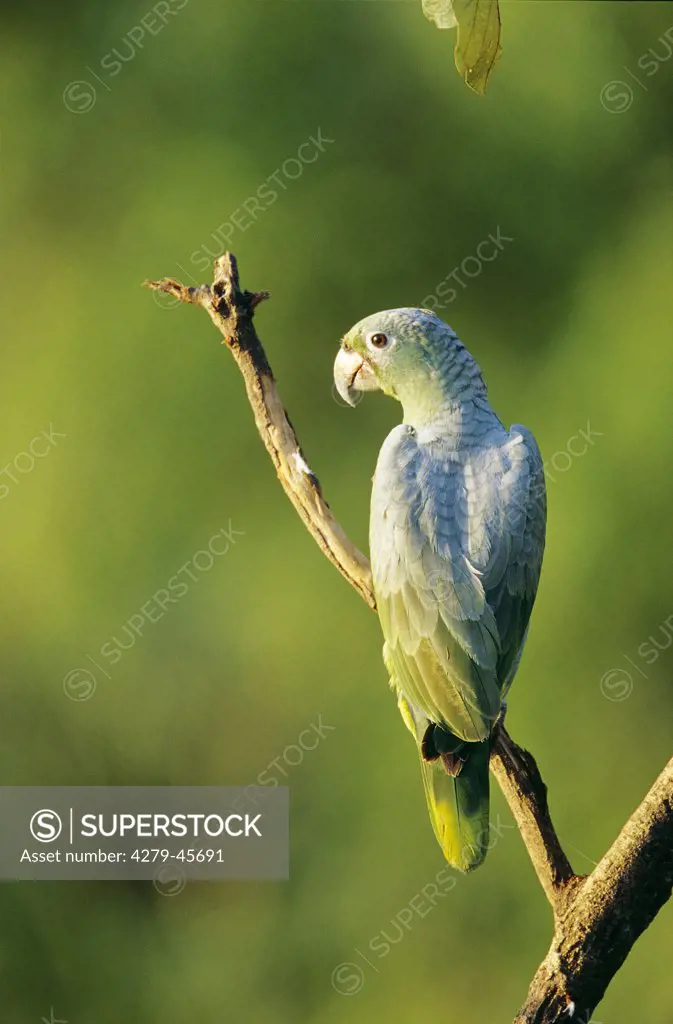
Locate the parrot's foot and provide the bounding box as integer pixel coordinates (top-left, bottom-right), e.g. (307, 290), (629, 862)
(440, 752), (466, 777)
(487, 702), (508, 753)
(421, 722), (467, 777)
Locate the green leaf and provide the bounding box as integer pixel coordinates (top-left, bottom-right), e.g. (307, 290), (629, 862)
(423, 0), (502, 95)
(452, 0), (502, 93)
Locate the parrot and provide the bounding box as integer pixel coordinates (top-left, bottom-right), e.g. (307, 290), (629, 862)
(333, 308), (546, 872)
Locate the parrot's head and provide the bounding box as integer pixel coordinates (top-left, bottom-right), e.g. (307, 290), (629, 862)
(333, 308), (486, 418)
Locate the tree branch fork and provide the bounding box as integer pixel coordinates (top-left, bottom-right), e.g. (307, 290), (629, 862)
(146, 255), (673, 1024)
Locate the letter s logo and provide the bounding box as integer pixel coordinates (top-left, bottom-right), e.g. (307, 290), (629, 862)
(30, 809), (63, 842)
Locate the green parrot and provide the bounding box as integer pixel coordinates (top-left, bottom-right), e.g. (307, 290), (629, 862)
(334, 309), (546, 872)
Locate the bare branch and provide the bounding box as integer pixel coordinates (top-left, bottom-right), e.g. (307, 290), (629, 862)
(146, 253), (673, 1024)
(490, 726), (577, 914)
(146, 255), (374, 610)
(514, 757), (673, 1022)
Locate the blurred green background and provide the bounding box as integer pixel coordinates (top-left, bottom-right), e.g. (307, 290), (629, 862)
(2, 0), (673, 1020)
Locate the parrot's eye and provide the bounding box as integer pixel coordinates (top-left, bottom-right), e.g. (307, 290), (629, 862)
(368, 332), (389, 349)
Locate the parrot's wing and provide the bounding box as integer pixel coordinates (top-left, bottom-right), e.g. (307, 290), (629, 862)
(372, 425), (501, 741)
(487, 425), (546, 692)
(371, 423), (545, 741)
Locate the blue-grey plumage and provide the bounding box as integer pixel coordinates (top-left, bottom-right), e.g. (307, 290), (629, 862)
(334, 308), (546, 871)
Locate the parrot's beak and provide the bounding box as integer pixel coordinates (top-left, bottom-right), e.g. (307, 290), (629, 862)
(333, 346), (378, 407)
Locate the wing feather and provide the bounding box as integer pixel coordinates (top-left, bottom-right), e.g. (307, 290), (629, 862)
(372, 421), (546, 740)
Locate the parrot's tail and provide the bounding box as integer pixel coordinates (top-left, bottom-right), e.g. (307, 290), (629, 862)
(418, 740), (491, 873)
(396, 695), (491, 872)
